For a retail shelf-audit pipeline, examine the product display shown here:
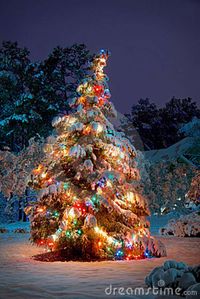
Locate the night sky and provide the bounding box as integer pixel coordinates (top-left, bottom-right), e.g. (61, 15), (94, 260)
(0, 0), (200, 113)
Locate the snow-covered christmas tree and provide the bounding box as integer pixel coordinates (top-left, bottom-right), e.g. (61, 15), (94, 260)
(27, 50), (166, 260)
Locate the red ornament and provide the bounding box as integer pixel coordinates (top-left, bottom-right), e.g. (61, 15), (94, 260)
(93, 84), (104, 96)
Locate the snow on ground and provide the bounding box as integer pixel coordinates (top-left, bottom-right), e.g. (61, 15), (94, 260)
(0, 221), (200, 299)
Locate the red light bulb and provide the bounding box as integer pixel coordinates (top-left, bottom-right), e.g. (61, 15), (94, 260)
(93, 85), (103, 96)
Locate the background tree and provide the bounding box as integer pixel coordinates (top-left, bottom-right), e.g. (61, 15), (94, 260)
(0, 42), (91, 152)
(160, 97), (200, 148)
(122, 99), (161, 150)
(122, 98), (200, 150)
(143, 160), (196, 214)
(0, 41), (30, 151)
(178, 117), (200, 168)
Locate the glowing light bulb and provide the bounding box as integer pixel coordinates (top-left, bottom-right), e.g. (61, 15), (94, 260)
(41, 173), (47, 178)
(77, 229), (82, 235)
(65, 230), (71, 237)
(96, 124), (103, 133)
(52, 234), (58, 241)
(54, 211), (59, 217)
(64, 182), (69, 190)
(106, 181), (112, 187)
(127, 192), (134, 203)
(37, 207), (45, 213)
(33, 164), (43, 174)
(94, 226), (100, 233)
(107, 236), (114, 244)
(68, 209), (75, 218)
(132, 234), (136, 241)
(97, 187), (102, 194)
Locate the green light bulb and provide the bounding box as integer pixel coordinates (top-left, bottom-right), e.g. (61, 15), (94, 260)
(54, 211), (59, 217)
(77, 229), (82, 235)
(65, 230), (71, 237)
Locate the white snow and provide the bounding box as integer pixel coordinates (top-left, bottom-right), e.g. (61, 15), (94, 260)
(0, 221), (200, 299)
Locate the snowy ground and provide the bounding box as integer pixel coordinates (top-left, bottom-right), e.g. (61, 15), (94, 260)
(0, 220), (200, 299)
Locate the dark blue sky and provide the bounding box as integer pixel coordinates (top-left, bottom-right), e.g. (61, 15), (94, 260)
(0, 0), (200, 113)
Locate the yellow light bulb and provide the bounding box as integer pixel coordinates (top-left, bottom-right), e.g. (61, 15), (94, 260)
(96, 124), (103, 133)
(97, 187), (102, 194)
(127, 192), (134, 202)
(106, 181), (112, 188)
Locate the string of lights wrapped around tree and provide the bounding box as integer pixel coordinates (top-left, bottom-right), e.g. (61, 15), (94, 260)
(26, 49), (166, 261)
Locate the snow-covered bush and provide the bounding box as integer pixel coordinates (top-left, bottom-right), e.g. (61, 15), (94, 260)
(160, 211), (200, 237)
(0, 137), (44, 222)
(0, 228), (8, 233)
(145, 260), (200, 297)
(13, 228), (28, 233)
(0, 137), (44, 197)
(143, 160), (196, 214)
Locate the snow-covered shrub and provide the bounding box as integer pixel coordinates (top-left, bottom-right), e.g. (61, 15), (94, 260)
(160, 211), (200, 237)
(0, 228), (8, 233)
(0, 138), (44, 222)
(0, 137), (44, 197)
(13, 228), (28, 233)
(145, 260), (200, 297)
(143, 160), (196, 215)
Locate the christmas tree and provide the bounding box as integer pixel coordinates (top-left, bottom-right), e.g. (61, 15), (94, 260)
(27, 50), (166, 260)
